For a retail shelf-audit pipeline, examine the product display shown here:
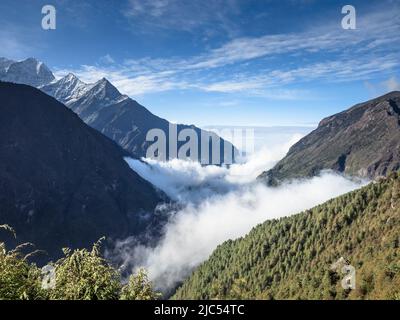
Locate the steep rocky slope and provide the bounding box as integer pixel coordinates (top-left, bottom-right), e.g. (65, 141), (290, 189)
(0, 82), (166, 260)
(259, 92), (400, 185)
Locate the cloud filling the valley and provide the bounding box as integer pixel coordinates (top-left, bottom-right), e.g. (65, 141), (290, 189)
(113, 133), (367, 292)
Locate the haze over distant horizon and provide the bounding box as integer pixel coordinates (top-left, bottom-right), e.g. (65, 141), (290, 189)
(1, 0), (399, 127)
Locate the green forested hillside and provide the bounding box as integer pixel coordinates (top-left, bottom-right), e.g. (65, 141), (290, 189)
(174, 172), (400, 300)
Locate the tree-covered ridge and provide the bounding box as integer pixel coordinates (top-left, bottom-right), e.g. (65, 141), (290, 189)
(174, 172), (400, 300)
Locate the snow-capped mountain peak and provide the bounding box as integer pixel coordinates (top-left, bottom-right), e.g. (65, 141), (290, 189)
(64, 72), (79, 82)
(41, 73), (125, 111)
(91, 77), (122, 100)
(40, 73), (92, 105)
(0, 57), (55, 87)
(2, 56), (237, 164)
(0, 57), (15, 75)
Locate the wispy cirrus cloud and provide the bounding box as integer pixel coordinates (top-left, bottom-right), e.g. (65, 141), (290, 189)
(364, 76), (400, 97)
(196, 52), (399, 95)
(99, 54), (115, 64)
(0, 24), (38, 59)
(54, 65), (189, 96)
(124, 0), (241, 36)
(55, 7), (400, 98)
(383, 76), (400, 91)
(125, 7), (400, 71)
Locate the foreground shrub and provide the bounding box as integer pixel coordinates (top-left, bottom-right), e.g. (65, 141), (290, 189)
(121, 268), (161, 300)
(49, 239), (121, 300)
(0, 225), (45, 300)
(0, 229), (159, 300)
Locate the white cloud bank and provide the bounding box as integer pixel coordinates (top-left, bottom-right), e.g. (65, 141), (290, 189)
(113, 133), (367, 292)
(124, 133), (302, 203)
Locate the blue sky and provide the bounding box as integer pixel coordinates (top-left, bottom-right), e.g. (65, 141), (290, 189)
(1, 0), (399, 127)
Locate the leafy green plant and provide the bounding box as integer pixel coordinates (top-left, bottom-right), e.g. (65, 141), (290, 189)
(0, 225), (45, 300)
(49, 238), (121, 300)
(121, 268), (161, 300)
(1, 228), (159, 300)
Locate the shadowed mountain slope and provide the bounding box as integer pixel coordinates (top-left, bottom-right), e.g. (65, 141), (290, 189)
(0, 81), (167, 260)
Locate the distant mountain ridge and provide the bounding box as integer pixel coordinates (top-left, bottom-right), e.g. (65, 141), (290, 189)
(0, 81), (166, 261)
(0, 57), (237, 164)
(39, 73), (92, 104)
(0, 58), (14, 76)
(258, 91), (400, 185)
(0, 58), (55, 87)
